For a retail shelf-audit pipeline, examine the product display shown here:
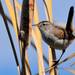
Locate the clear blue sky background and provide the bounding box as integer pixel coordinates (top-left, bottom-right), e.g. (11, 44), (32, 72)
(0, 0), (75, 75)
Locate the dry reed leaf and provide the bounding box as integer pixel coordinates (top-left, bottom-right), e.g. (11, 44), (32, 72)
(32, 1), (45, 75)
(56, 67), (75, 75)
(15, 0), (21, 11)
(59, 53), (75, 65)
(14, 0), (21, 29)
(25, 50), (31, 75)
(31, 41), (49, 64)
(44, 0), (57, 75)
(32, 30), (45, 75)
(43, 0), (53, 22)
(45, 53), (75, 73)
(70, 62), (75, 67)
(5, 0), (19, 39)
(63, 68), (75, 74)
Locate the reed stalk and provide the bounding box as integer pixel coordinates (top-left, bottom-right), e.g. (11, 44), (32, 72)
(44, 0), (57, 75)
(32, 1), (45, 75)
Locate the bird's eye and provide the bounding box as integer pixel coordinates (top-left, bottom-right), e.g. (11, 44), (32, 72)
(43, 23), (46, 26)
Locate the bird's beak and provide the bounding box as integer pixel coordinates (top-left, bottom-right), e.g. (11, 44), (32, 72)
(32, 23), (40, 28)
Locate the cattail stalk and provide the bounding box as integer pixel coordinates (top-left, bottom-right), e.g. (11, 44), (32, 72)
(20, 0), (34, 75)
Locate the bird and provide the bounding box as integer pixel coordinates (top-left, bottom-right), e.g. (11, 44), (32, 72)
(32, 6), (75, 68)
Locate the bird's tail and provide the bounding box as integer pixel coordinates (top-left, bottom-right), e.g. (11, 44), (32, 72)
(66, 6), (74, 33)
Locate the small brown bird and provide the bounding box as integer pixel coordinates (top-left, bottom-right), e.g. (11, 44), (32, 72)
(33, 6), (75, 67)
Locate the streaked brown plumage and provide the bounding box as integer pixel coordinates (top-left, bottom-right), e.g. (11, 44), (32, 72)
(36, 6), (75, 50)
(32, 6), (75, 68)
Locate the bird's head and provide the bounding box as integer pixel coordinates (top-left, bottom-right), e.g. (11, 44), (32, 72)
(37, 21), (50, 31)
(32, 21), (50, 31)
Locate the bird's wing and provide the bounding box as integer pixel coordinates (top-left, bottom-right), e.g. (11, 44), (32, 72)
(49, 25), (65, 39)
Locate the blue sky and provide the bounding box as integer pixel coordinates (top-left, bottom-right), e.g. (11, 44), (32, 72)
(0, 0), (75, 75)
